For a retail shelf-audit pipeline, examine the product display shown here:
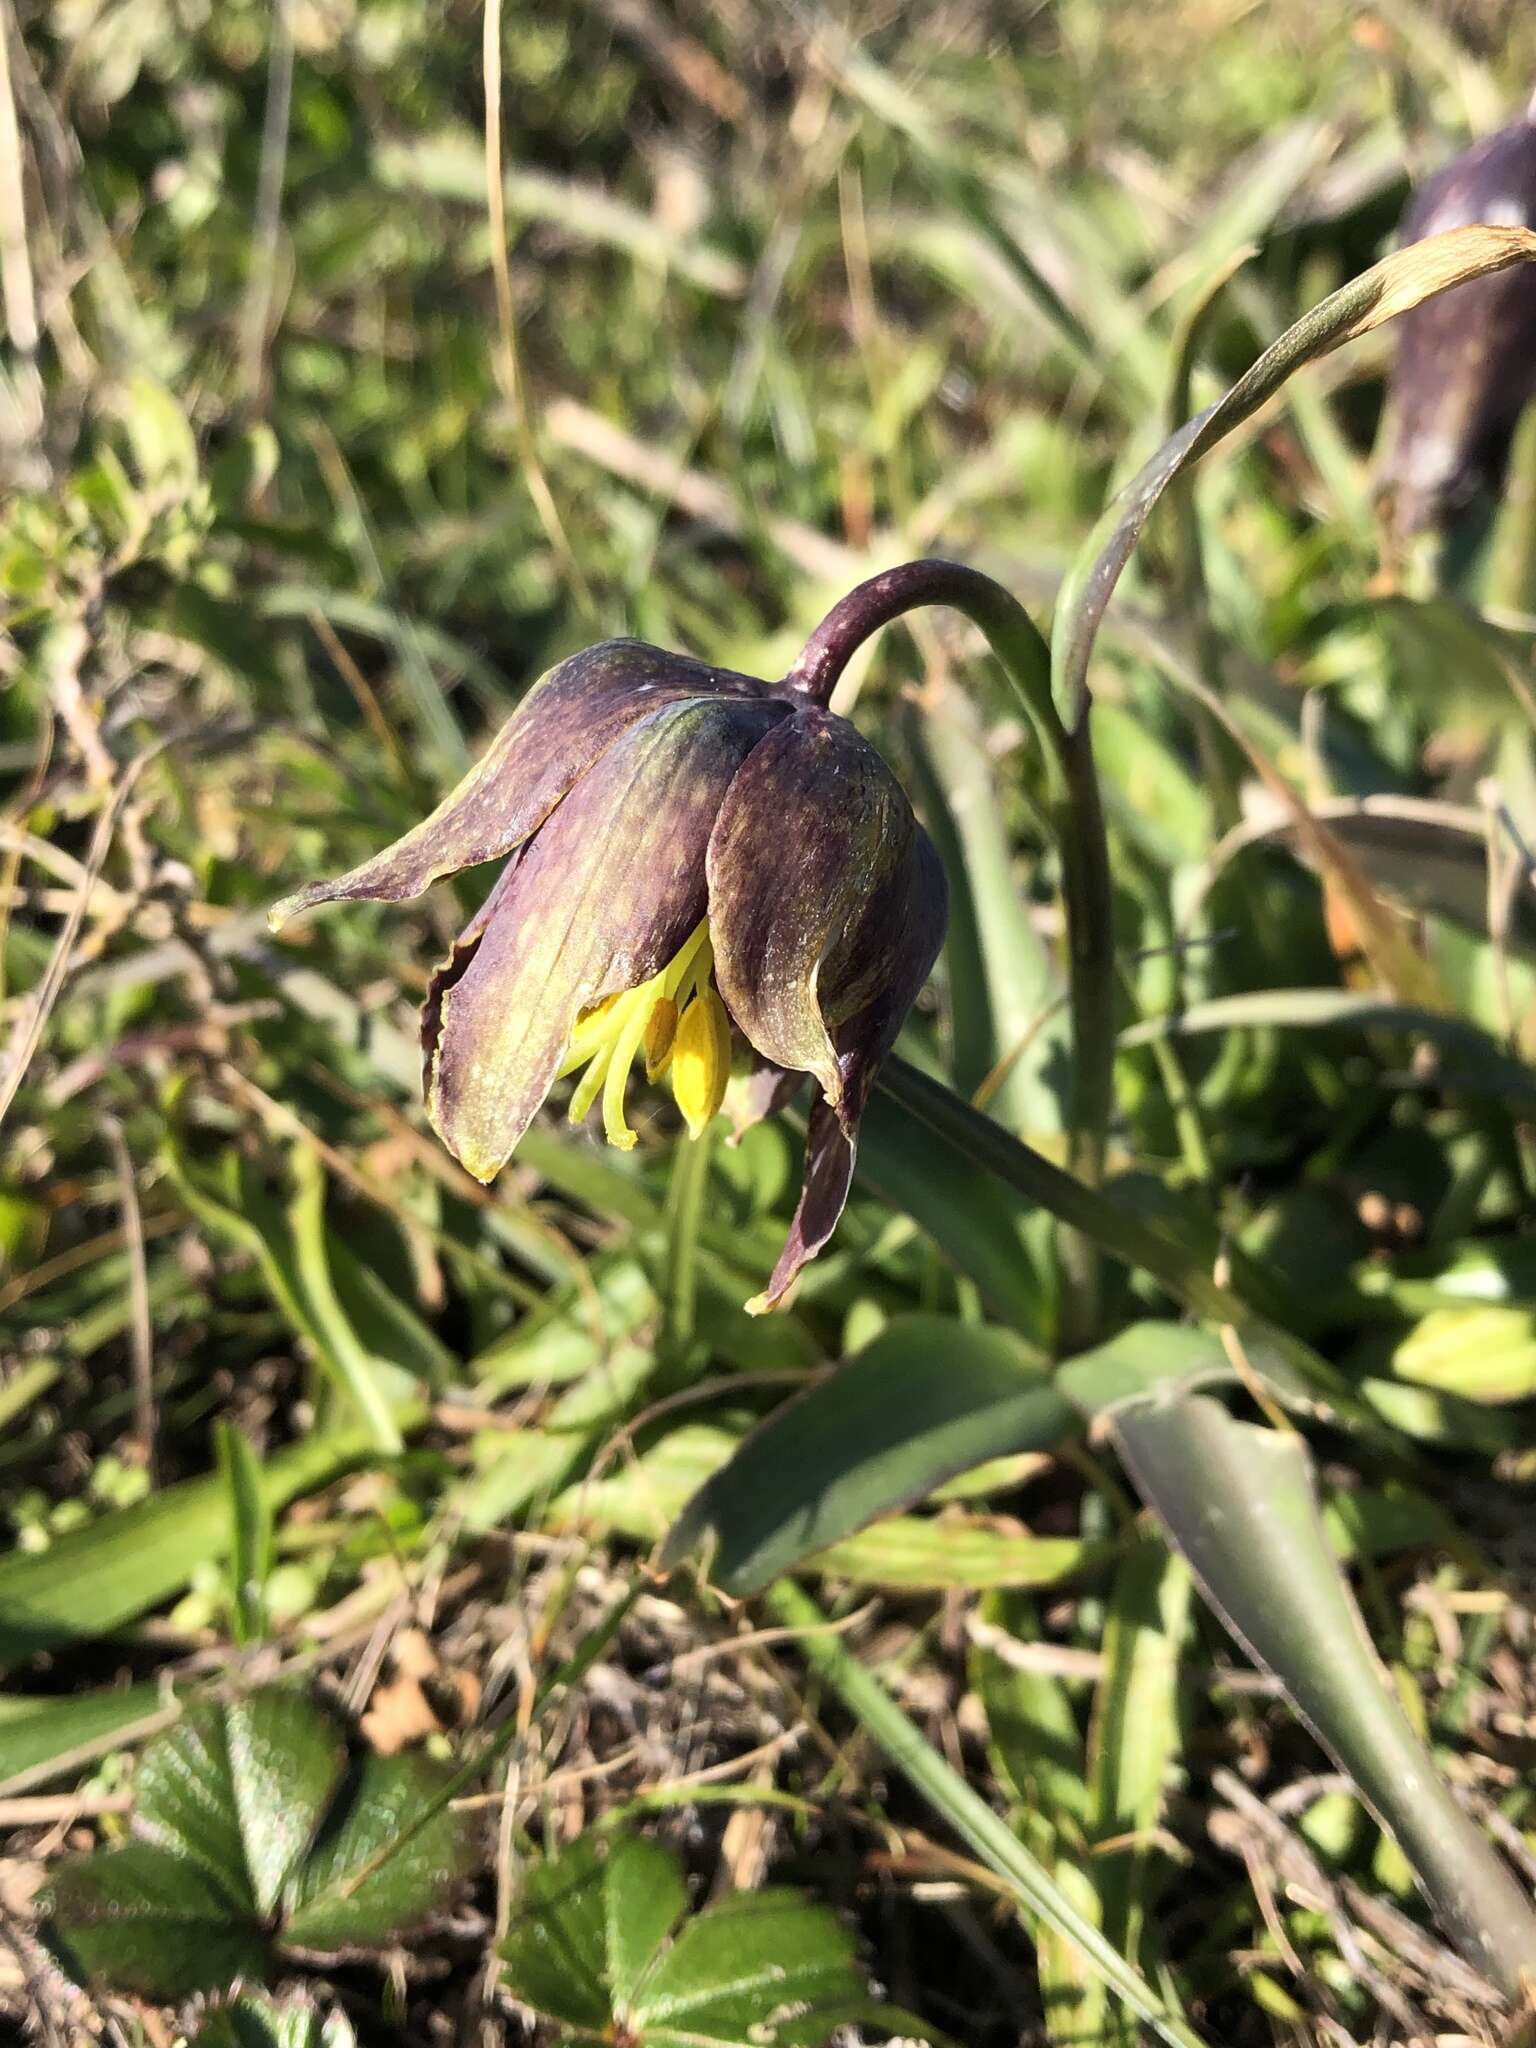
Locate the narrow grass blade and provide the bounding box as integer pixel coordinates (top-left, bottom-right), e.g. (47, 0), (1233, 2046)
(1055, 223), (1536, 729)
(1086, 1541), (1191, 1965)
(216, 1421), (273, 1647)
(907, 688), (1066, 1134)
(766, 1581), (1207, 2048)
(876, 1059), (1352, 1416)
(0, 1413), (423, 1666)
(1119, 988), (1536, 1110)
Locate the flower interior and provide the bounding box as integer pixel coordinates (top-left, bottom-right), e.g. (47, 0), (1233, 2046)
(556, 916), (732, 1149)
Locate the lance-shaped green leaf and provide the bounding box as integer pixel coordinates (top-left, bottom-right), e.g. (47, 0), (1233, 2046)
(1054, 221), (1536, 731)
(1103, 1381), (1536, 1999)
(766, 1581), (1207, 2048)
(854, 1085), (1050, 1334)
(0, 1417), (420, 1667)
(906, 686), (1067, 1136)
(663, 1315), (1076, 1594)
(1119, 987), (1536, 1112)
(877, 1057), (1348, 1417)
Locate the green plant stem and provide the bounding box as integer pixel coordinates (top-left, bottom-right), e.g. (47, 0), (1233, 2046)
(765, 1579), (1206, 2048)
(788, 560), (1119, 1330)
(663, 1118), (714, 1358)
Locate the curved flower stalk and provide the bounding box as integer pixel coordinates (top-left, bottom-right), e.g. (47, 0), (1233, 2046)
(271, 638), (946, 1312)
(1380, 100), (1536, 538)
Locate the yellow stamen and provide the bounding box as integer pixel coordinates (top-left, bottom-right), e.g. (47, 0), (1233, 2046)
(670, 987), (731, 1137)
(559, 918), (727, 1146)
(601, 985), (656, 1150)
(567, 1038), (615, 1125)
(644, 997), (679, 1080)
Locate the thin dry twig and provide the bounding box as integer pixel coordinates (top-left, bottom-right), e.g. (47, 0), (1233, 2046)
(0, 742), (159, 1129)
(104, 1113), (156, 1482)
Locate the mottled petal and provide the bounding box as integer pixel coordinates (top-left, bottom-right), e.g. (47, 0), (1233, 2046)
(724, 1059), (803, 1141)
(271, 641), (774, 928)
(708, 707), (947, 1307)
(425, 695), (785, 1182)
(1382, 113), (1536, 536)
(748, 1096), (854, 1315)
(707, 707), (946, 1104)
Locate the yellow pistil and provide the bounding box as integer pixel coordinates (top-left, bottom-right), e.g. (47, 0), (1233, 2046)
(559, 919), (727, 1145)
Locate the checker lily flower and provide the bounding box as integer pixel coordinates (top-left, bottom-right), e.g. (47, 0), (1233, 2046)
(1381, 97), (1536, 537)
(270, 638), (946, 1310)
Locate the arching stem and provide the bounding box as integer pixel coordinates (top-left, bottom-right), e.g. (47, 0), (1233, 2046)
(787, 560), (1117, 1339)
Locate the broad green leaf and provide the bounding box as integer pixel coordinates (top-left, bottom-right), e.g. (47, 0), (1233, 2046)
(135, 1693), (343, 1919)
(132, 1700), (257, 1911)
(498, 1831), (882, 2048)
(605, 1836), (690, 2010)
(1111, 1389), (1536, 1996)
(638, 1888), (865, 2048)
(44, 1844), (267, 2001)
(856, 1087), (1049, 1333)
(1388, 1305), (1536, 1405)
(811, 1517), (1103, 1592)
(1059, 1322), (1238, 1417)
(44, 1687), (478, 2000)
(282, 1749), (478, 1952)
(663, 1316), (1075, 1595)
(497, 1831), (612, 2032)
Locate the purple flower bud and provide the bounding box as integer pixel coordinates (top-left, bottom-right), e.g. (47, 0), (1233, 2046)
(271, 640), (947, 1310)
(1380, 101), (1536, 537)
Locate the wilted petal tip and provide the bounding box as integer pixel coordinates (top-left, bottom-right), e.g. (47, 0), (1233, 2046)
(267, 888), (316, 933)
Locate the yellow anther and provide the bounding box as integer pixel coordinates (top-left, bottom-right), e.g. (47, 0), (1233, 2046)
(644, 997), (679, 1080)
(558, 920), (722, 1145)
(670, 988), (732, 1138)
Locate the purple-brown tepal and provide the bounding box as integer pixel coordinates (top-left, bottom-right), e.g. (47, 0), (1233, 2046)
(1380, 99), (1536, 537)
(270, 640), (947, 1311)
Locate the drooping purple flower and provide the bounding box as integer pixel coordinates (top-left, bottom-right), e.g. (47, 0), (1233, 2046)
(1380, 100), (1536, 536)
(271, 639), (946, 1311)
